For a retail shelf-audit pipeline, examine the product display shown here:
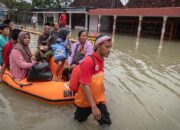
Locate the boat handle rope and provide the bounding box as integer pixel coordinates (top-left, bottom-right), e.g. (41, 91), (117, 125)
(3, 73), (33, 88)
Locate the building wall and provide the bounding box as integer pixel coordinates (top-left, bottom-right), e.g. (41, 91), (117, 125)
(89, 15), (98, 31)
(54, 13), (59, 22)
(46, 13), (54, 24)
(116, 17), (138, 35)
(71, 14), (85, 29)
(100, 16), (113, 31)
(115, 17), (180, 40)
(39, 13), (59, 24)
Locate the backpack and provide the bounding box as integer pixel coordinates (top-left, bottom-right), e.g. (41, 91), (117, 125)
(51, 43), (67, 61)
(71, 44), (84, 65)
(69, 55), (95, 93)
(27, 62), (53, 82)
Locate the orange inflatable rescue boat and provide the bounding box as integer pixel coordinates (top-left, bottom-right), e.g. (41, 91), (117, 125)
(2, 58), (74, 104)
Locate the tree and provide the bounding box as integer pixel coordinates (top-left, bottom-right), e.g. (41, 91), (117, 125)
(61, 0), (73, 7)
(32, 0), (55, 8)
(32, 0), (73, 8)
(1, 0), (31, 22)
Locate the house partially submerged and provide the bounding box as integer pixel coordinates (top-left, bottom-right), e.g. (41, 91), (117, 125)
(32, 0), (180, 40)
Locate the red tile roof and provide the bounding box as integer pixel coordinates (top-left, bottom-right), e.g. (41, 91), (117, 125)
(88, 7), (180, 17)
(71, 0), (180, 8)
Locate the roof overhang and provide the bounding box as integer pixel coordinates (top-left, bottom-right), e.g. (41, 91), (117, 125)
(31, 7), (93, 14)
(89, 7), (180, 17)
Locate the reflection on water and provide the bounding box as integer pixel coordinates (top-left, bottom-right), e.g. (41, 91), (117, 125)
(0, 29), (180, 130)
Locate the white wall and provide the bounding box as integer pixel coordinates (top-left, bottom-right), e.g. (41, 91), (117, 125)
(89, 15), (98, 32)
(54, 13), (59, 22)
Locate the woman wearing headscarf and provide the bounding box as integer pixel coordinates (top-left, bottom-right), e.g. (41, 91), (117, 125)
(10, 32), (35, 81)
(51, 29), (71, 81)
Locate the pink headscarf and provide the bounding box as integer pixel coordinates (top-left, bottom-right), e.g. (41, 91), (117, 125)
(13, 32), (32, 63)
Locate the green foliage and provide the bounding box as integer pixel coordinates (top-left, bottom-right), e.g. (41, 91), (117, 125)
(32, 0), (55, 8)
(1, 0), (31, 10)
(1, 0), (31, 20)
(0, 0), (73, 22)
(61, 0), (73, 7)
(32, 0), (73, 8)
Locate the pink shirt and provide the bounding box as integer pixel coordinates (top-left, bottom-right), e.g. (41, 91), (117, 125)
(10, 49), (35, 81)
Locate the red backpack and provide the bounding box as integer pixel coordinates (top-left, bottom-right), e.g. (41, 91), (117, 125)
(69, 55), (95, 93)
(69, 65), (80, 92)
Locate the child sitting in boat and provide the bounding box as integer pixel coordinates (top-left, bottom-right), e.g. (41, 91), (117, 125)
(51, 29), (71, 81)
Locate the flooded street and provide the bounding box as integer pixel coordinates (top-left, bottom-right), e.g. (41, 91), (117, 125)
(105, 34), (180, 130)
(0, 30), (180, 130)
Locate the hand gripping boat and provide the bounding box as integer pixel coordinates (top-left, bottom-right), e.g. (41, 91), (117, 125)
(2, 58), (74, 104)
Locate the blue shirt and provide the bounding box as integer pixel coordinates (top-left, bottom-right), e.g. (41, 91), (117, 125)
(0, 35), (9, 51)
(0, 34), (9, 64)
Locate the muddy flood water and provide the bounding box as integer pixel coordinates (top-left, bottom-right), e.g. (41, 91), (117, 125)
(0, 29), (180, 130)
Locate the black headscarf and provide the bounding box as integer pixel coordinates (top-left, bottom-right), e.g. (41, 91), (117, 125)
(58, 29), (70, 42)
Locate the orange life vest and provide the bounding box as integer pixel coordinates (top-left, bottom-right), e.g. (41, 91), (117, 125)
(75, 72), (106, 107)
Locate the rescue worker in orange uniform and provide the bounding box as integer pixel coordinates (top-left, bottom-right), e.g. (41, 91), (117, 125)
(74, 35), (112, 126)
